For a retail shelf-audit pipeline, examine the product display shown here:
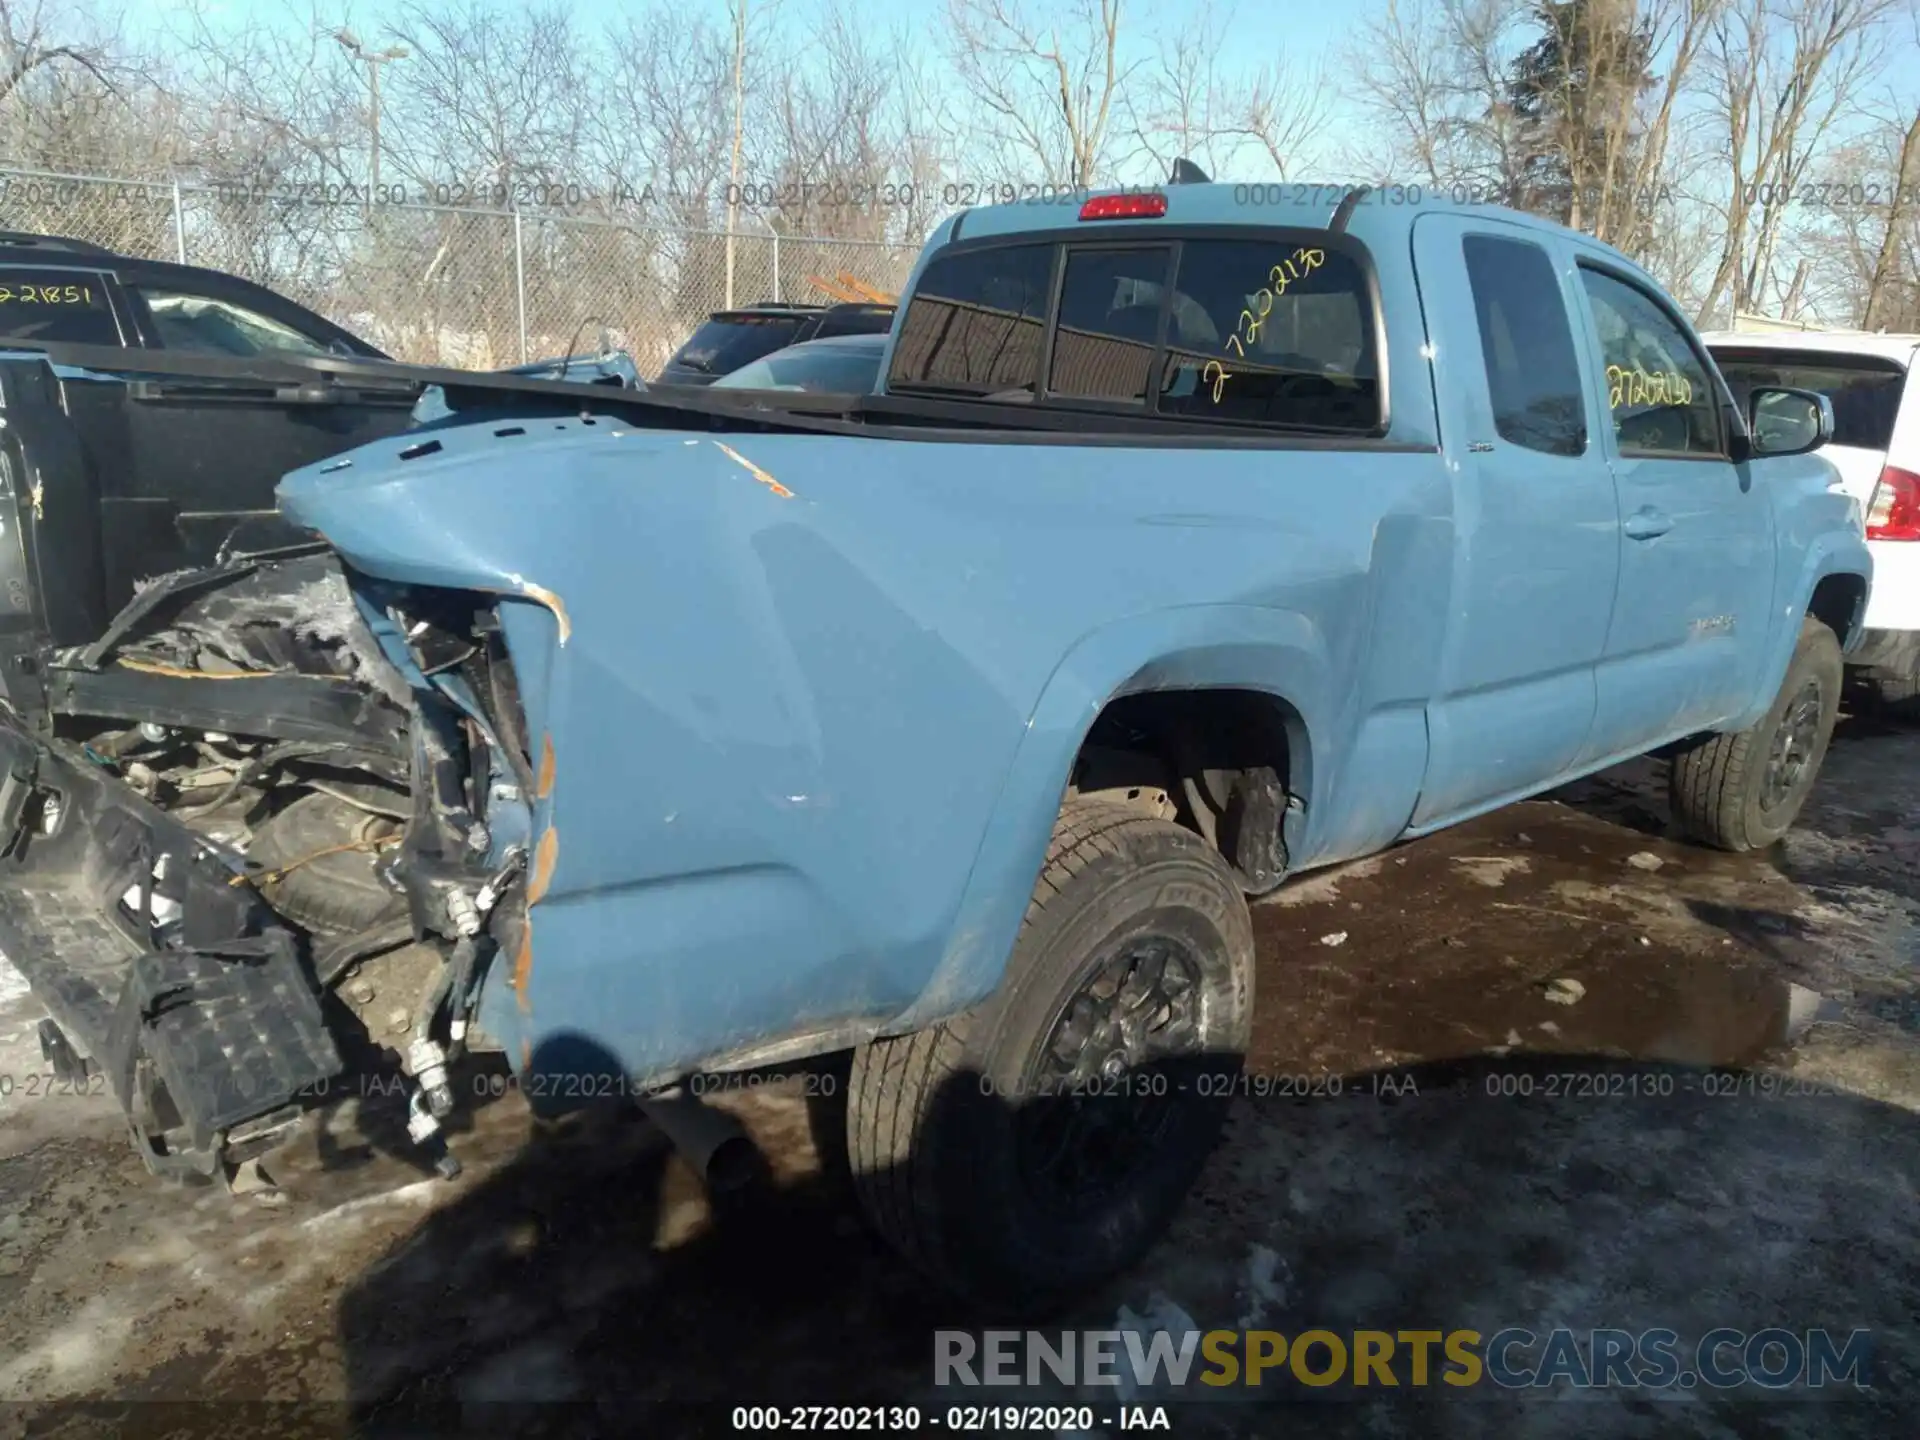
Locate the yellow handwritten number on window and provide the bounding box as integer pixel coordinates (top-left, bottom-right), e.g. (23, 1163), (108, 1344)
(1605, 364), (1693, 410)
(1212, 247), (1328, 405)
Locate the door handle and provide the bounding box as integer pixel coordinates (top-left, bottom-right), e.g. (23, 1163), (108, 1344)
(1623, 508), (1673, 540)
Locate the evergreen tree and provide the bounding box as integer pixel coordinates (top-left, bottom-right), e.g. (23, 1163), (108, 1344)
(1507, 0), (1659, 244)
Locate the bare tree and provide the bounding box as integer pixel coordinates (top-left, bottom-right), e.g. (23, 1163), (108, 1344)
(380, 0), (592, 198)
(0, 0), (114, 110)
(1121, 0), (1330, 181)
(1856, 6), (1920, 330)
(165, 0), (366, 187)
(762, 11), (908, 240)
(1344, 0), (1535, 200)
(1695, 0), (1900, 325)
(1620, 0), (1720, 232)
(946, 0), (1136, 186)
(592, 1), (772, 231)
(1861, 108), (1920, 329)
(0, 0), (173, 175)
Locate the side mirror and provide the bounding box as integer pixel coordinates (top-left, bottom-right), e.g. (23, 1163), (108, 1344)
(1747, 386), (1833, 458)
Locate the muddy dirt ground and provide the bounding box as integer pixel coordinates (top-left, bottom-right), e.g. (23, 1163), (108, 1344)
(0, 716), (1915, 1438)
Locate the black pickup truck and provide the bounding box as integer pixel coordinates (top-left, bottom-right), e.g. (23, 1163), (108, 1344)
(0, 232), (636, 646)
(0, 239), (647, 1180)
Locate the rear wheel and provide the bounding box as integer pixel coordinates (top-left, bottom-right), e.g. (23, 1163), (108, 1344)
(1670, 618), (1842, 852)
(847, 799), (1254, 1313)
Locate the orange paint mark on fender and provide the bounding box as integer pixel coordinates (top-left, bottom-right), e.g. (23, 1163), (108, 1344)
(526, 825), (560, 906)
(506, 573), (572, 646)
(712, 440), (795, 499)
(511, 921), (535, 1015)
(536, 732), (556, 800)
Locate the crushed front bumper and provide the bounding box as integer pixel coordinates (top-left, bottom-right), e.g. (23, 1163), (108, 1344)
(0, 723), (342, 1179)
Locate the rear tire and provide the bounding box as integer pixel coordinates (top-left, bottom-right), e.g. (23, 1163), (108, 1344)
(1670, 618), (1842, 852)
(847, 799), (1254, 1314)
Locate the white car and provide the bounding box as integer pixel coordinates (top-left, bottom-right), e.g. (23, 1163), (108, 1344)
(1706, 330), (1920, 714)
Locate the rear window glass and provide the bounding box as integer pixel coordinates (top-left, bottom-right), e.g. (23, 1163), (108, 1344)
(670, 314), (809, 376)
(715, 341), (885, 393)
(813, 307), (894, 339)
(1155, 239), (1378, 430)
(1050, 247), (1173, 403)
(885, 234), (1379, 430)
(0, 267), (119, 345)
(887, 243), (1054, 397)
(1710, 350), (1907, 451)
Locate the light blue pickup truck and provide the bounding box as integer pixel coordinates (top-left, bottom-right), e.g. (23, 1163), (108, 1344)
(0, 180), (1869, 1309)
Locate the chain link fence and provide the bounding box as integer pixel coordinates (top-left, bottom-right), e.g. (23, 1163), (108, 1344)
(0, 165), (924, 372)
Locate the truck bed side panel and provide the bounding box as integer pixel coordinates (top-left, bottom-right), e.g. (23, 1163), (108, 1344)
(281, 422), (1449, 1080)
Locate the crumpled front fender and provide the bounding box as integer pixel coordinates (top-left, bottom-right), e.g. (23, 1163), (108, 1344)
(280, 421), (1035, 1082)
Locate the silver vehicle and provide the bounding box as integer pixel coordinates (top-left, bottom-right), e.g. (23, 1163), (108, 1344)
(710, 332), (888, 393)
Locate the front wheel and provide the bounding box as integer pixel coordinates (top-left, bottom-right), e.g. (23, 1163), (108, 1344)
(847, 799), (1254, 1313)
(1670, 617), (1842, 852)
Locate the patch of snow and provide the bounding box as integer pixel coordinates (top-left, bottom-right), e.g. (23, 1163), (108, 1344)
(1109, 1293), (1199, 1403)
(1263, 856), (1384, 907)
(300, 1178), (443, 1233)
(0, 951), (30, 1009)
(1542, 977), (1587, 1006)
(1236, 1244), (1289, 1328)
(0, 1297), (136, 1392)
(1453, 855), (1532, 888)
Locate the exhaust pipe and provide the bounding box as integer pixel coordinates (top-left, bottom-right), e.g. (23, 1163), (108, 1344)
(636, 1086), (761, 1194)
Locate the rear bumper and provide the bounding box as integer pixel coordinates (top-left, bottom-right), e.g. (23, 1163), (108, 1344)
(1847, 626), (1920, 677)
(0, 724), (341, 1179)
(1862, 539), (1920, 632)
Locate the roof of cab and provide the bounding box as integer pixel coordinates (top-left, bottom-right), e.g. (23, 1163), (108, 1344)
(939, 180), (1643, 269)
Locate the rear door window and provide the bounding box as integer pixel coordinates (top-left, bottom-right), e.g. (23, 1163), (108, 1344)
(887, 243), (1054, 397)
(1709, 350), (1906, 451)
(1156, 238), (1379, 430)
(670, 314), (809, 376)
(0, 267), (121, 345)
(1461, 234), (1587, 456)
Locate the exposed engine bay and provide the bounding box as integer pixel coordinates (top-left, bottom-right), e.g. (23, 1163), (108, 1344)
(0, 544), (532, 1183)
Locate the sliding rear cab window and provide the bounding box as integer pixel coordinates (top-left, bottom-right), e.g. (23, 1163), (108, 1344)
(885, 233), (1380, 432)
(1156, 238), (1377, 431)
(887, 243), (1054, 398)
